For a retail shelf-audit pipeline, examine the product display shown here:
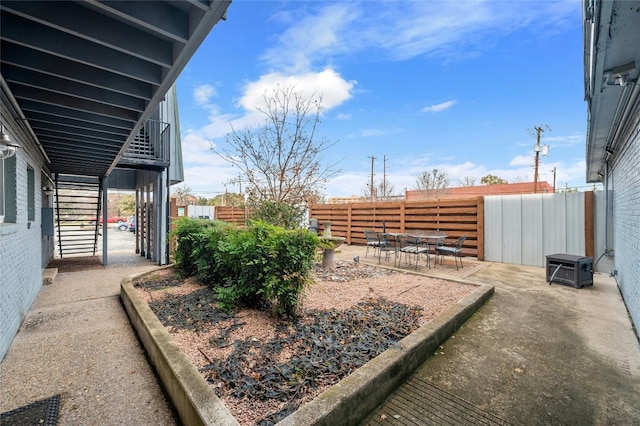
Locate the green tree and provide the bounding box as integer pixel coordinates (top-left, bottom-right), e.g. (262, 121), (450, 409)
(118, 194), (135, 216)
(480, 174), (508, 185)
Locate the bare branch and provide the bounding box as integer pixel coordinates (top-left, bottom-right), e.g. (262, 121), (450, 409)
(213, 84), (340, 206)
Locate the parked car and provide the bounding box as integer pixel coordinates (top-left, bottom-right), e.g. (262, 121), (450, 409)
(112, 222), (128, 231)
(128, 216), (136, 233)
(89, 216), (129, 225)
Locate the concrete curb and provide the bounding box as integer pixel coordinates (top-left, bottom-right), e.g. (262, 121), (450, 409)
(121, 268), (493, 426)
(278, 284), (494, 426)
(120, 268), (239, 426)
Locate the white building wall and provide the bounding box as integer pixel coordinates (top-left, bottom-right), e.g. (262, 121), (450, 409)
(0, 105), (47, 360)
(609, 102), (640, 331)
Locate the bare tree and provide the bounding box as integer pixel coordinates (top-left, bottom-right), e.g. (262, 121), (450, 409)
(216, 85), (339, 206)
(415, 169), (450, 199)
(362, 178), (396, 201)
(457, 176), (477, 187)
(173, 184), (195, 205)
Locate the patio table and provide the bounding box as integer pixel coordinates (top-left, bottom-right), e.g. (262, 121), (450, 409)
(423, 231), (447, 267)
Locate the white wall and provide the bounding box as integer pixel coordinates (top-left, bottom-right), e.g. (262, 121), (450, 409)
(484, 192), (588, 268)
(0, 103), (48, 360)
(608, 101), (640, 332)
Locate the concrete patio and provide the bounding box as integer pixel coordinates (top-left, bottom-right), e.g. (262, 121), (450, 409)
(1, 245), (639, 425)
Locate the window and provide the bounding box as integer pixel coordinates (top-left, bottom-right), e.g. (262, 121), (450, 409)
(27, 165), (35, 221)
(0, 155), (16, 223)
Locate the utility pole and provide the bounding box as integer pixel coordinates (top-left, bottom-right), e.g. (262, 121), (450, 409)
(532, 126), (550, 194)
(368, 155), (376, 201)
(383, 155), (387, 200)
(533, 126), (542, 194)
(551, 167), (557, 193)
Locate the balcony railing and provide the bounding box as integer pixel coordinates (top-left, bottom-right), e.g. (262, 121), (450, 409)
(122, 119), (170, 166)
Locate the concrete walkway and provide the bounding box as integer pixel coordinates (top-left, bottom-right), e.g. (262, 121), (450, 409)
(2, 246), (639, 425)
(0, 253), (177, 425)
(335, 246), (640, 425)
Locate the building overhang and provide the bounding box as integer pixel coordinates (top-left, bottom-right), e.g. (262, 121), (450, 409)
(0, 0), (230, 178)
(583, 0), (640, 182)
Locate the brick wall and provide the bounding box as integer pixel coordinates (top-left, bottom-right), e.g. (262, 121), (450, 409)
(0, 105), (46, 360)
(609, 101), (640, 331)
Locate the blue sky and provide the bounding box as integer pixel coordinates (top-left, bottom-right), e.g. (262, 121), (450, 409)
(176, 0), (590, 199)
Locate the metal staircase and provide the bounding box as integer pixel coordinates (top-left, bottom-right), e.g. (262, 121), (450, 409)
(54, 175), (102, 258)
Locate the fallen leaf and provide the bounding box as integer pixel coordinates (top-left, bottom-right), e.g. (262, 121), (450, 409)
(514, 367), (524, 374)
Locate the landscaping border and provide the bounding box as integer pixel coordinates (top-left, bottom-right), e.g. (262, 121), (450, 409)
(121, 268), (494, 426)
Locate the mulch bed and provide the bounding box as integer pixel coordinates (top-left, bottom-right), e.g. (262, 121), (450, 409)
(135, 265), (424, 424)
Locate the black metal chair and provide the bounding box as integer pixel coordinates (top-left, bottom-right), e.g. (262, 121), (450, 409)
(435, 235), (467, 270)
(377, 232), (399, 266)
(399, 233), (430, 270)
(364, 229), (381, 258)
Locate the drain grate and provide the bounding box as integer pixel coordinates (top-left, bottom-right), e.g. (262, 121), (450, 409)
(0, 395), (60, 426)
(364, 378), (510, 425)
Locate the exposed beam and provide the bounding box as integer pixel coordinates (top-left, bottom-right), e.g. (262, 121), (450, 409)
(12, 84), (142, 121)
(0, 43), (154, 99)
(1, 13), (164, 85)
(19, 99), (136, 129)
(1, 0), (174, 67)
(85, 0), (190, 43)
(2, 65), (148, 113)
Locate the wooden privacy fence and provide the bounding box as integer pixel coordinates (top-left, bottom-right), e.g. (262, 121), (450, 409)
(310, 198), (483, 260)
(214, 206), (247, 225)
(206, 199), (483, 259)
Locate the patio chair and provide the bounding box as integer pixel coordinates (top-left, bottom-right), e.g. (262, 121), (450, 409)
(435, 235), (467, 270)
(399, 233), (430, 270)
(377, 232), (399, 266)
(364, 229), (381, 258)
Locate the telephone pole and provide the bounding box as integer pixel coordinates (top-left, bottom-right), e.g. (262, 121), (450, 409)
(383, 155), (387, 200)
(368, 156), (376, 201)
(532, 126), (550, 193)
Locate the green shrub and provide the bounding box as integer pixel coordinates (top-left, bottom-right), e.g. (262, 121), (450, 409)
(171, 217), (319, 318)
(248, 201), (306, 230)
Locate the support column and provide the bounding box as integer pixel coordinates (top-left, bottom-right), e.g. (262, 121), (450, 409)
(101, 177), (108, 265)
(145, 185), (151, 259)
(136, 188), (141, 255)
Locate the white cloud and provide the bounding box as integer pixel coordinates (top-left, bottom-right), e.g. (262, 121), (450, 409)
(509, 155), (533, 167)
(260, 1), (579, 71)
(193, 84), (216, 106)
(422, 100), (456, 113)
(238, 69), (356, 114)
(349, 128), (386, 138)
(262, 4), (359, 73)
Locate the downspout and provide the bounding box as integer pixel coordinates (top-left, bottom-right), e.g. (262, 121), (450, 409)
(600, 81), (640, 264)
(603, 161), (612, 258)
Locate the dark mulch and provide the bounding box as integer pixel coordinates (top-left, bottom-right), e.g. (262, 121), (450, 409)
(46, 256), (104, 273)
(135, 265), (423, 425)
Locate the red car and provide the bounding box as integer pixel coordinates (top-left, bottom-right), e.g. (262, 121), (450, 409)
(89, 216), (129, 225)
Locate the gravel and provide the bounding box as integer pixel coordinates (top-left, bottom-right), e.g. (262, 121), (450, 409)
(134, 260), (475, 425)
